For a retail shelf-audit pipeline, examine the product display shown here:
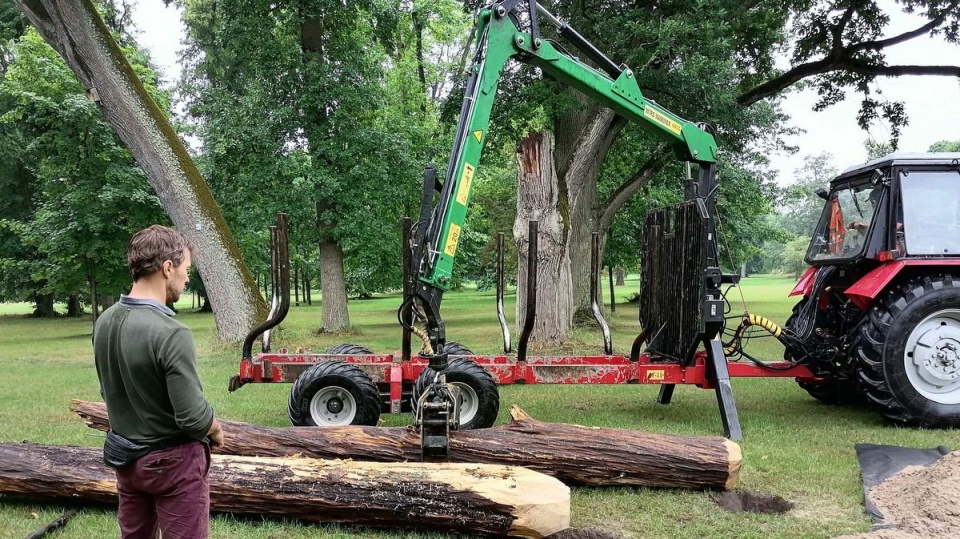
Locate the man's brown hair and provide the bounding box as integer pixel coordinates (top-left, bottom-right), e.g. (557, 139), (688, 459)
(127, 225), (193, 282)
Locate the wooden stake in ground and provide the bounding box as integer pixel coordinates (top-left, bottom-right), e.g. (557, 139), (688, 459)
(0, 443), (569, 538)
(72, 400), (741, 490)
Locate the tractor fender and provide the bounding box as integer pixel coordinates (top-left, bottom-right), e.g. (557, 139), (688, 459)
(789, 266), (818, 297)
(845, 260), (960, 310)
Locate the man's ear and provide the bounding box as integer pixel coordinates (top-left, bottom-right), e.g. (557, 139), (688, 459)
(162, 260), (174, 277)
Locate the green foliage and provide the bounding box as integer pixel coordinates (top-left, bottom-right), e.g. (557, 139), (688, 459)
(180, 0), (456, 295)
(930, 140), (960, 152)
(0, 28), (167, 306)
(779, 153), (837, 237)
(780, 236), (811, 278)
(864, 139), (894, 160)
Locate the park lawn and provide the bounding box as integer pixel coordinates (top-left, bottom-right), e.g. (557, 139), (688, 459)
(0, 273), (956, 538)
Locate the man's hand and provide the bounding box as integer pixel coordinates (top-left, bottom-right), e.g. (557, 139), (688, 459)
(207, 418), (224, 448)
(848, 220), (869, 231)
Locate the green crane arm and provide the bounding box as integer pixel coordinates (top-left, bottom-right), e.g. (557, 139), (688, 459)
(419, 3), (718, 292)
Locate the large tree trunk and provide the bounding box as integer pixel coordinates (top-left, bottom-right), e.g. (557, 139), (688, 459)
(66, 293), (82, 317)
(31, 292), (55, 318)
(13, 0), (267, 342)
(554, 106), (623, 321)
(514, 105), (625, 344)
(515, 132), (573, 345)
(72, 400), (742, 491)
(319, 240), (350, 332)
(0, 443), (569, 538)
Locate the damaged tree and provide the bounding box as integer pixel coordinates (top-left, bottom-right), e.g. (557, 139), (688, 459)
(72, 401), (742, 490)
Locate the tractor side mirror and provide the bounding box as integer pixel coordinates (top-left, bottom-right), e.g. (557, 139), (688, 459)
(815, 188), (829, 200)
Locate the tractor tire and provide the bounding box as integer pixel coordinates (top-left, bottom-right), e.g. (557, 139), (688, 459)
(288, 360), (381, 427)
(785, 298), (861, 405)
(856, 275), (960, 427)
(412, 342), (499, 430)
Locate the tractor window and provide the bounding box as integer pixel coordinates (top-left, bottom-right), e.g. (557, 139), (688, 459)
(807, 182), (882, 262)
(900, 171), (960, 255)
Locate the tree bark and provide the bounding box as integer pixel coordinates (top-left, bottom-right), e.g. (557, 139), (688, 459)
(72, 400), (742, 491)
(515, 132), (573, 346)
(0, 442), (570, 538)
(614, 267), (625, 286)
(558, 107), (623, 321)
(31, 292), (55, 318)
(13, 0), (267, 342)
(319, 240), (350, 332)
(66, 294), (82, 317)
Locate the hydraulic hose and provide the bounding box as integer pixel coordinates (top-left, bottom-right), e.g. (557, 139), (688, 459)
(724, 314), (784, 355)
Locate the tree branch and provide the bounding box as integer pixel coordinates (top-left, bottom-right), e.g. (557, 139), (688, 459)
(830, 4), (857, 58)
(849, 64), (960, 77)
(848, 1), (959, 54)
(738, 0), (959, 106)
(736, 57), (835, 106)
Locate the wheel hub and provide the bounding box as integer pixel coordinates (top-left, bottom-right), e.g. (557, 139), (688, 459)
(326, 397), (344, 414)
(905, 309), (960, 405)
(914, 328), (960, 384)
(309, 386), (357, 426)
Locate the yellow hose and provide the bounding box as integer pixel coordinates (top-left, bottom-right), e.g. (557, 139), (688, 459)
(724, 313), (784, 356)
(746, 314), (783, 338)
(411, 325), (434, 356)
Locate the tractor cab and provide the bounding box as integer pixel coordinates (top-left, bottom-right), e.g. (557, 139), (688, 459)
(807, 153), (960, 266)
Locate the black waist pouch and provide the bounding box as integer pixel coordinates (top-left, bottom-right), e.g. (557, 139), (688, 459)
(103, 430), (153, 469)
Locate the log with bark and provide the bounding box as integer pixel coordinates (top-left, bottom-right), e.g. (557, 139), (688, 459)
(72, 400), (741, 490)
(0, 442), (569, 538)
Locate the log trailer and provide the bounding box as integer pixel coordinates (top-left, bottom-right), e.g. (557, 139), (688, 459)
(230, 1), (960, 455)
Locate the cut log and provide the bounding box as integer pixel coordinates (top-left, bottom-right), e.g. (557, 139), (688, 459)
(0, 442), (569, 538)
(72, 400), (741, 490)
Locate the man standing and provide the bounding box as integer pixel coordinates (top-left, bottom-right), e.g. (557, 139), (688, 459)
(94, 225), (224, 539)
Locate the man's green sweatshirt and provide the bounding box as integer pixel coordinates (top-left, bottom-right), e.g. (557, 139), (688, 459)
(93, 296), (214, 444)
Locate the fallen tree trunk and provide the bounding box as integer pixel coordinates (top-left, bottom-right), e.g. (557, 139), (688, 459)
(0, 443), (568, 538)
(72, 400), (741, 490)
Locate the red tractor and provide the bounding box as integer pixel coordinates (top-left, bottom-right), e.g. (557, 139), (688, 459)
(783, 152), (960, 427)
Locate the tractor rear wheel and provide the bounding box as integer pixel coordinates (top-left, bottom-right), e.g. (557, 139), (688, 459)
(288, 359), (381, 427)
(785, 298), (861, 405)
(856, 275), (960, 427)
(412, 342), (499, 430)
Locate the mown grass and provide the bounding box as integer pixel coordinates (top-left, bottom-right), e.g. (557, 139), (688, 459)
(0, 274), (956, 538)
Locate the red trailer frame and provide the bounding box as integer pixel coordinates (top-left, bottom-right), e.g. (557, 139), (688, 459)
(235, 349), (817, 415)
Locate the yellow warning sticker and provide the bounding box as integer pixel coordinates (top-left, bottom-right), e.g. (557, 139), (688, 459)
(473, 130), (483, 143)
(644, 106), (683, 135)
(444, 223), (462, 257)
(455, 163), (475, 205)
(646, 369), (666, 382)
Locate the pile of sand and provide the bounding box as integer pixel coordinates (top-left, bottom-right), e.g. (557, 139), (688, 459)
(836, 451), (960, 539)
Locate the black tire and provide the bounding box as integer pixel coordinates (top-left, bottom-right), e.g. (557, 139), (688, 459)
(441, 340), (473, 357)
(412, 343), (499, 430)
(785, 298), (861, 405)
(288, 360), (381, 427)
(323, 343), (373, 356)
(856, 275), (960, 427)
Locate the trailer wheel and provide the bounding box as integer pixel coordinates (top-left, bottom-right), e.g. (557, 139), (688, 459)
(857, 275), (960, 427)
(288, 360), (381, 427)
(323, 343), (374, 356)
(785, 298), (861, 405)
(412, 344), (499, 430)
